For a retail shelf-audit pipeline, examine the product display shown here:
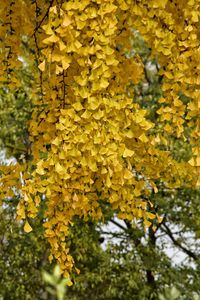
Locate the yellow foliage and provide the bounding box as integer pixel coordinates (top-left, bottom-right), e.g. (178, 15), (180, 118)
(0, 0), (199, 278)
(24, 220), (33, 233)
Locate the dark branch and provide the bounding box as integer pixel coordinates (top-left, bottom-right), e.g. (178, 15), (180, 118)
(32, 0), (54, 37)
(110, 219), (127, 231)
(162, 223), (198, 261)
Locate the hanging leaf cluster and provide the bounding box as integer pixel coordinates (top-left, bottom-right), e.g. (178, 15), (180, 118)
(0, 0), (199, 277)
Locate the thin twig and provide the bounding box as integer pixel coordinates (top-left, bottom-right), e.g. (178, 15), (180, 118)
(162, 223), (198, 261)
(32, 0), (54, 37)
(110, 219), (127, 231)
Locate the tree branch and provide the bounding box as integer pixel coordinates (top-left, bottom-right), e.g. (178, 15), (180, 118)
(162, 223), (198, 261)
(32, 0), (54, 37)
(110, 219), (127, 231)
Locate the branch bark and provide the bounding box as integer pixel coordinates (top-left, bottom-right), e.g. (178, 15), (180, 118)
(110, 219), (127, 231)
(162, 223), (198, 261)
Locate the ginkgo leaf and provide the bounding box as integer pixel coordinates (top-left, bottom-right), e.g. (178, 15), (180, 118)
(42, 23), (54, 35)
(62, 58), (70, 70)
(24, 220), (33, 233)
(72, 102), (83, 111)
(81, 110), (92, 119)
(17, 203), (26, 219)
(157, 214), (164, 223)
(38, 60), (46, 72)
(65, 278), (73, 286)
(62, 14), (71, 27)
(124, 169), (133, 179)
(147, 212), (156, 220)
(174, 98), (183, 107)
(56, 64), (63, 75)
(99, 78), (109, 89)
(43, 34), (59, 44)
(144, 219), (152, 228)
(139, 133), (148, 143)
(93, 110), (104, 120)
(123, 148), (135, 158)
(49, 5), (57, 14)
(59, 40), (67, 51)
(55, 162), (66, 175)
(36, 161), (45, 175)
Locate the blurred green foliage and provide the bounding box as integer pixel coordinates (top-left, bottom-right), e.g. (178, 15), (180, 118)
(0, 198), (50, 300)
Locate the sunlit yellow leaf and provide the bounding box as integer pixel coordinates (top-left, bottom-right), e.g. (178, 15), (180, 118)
(139, 133), (148, 143)
(38, 60), (46, 72)
(144, 219), (152, 228)
(36, 161), (45, 175)
(24, 220), (33, 233)
(124, 169), (133, 179)
(55, 162), (66, 175)
(43, 35), (59, 45)
(62, 14), (71, 27)
(147, 212), (156, 220)
(123, 148), (135, 158)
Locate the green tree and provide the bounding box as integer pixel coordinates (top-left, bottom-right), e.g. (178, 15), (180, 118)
(0, 198), (50, 300)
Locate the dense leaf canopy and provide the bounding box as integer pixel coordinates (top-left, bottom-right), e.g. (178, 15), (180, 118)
(0, 0), (199, 277)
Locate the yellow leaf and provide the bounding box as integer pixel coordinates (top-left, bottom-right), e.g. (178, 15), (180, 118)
(38, 60), (46, 72)
(16, 203), (25, 219)
(144, 219), (152, 228)
(139, 133), (148, 143)
(42, 23), (54, 35)
(147, 212), (156, 220)
(76, 19), (86, 30)
(93, 59), (102, 70)
(74, 76), (88, 87)
(59, 40), (67, 51)
(93, 110), (104, 120)
(88, 160), (98, 172)
(157, 214), (164, 223)
(62, 59), (70, 70)
(74, 40), (82, 49)
(76, 268), (80, 275)
(48, 254), (53, 263)
(24, 220), (33, 233)
(72, 102), (83, 111)
(106, 56), (118, 66)
(36, 161), (45, 175)
(188, 157), (195, 166)
(24, 193), (31, 202)
(66, 278), (73, 286)
(100, 78), (109, 89)
(88, 97), (99, 110)
(56, 64), (63, 75)
(106, 174), (111, 187)
(49, 5), (57, 14)
(164, 123), (173, 133)
(81, 110), (92, 119)
(55, 162), (66, 175)
(191, 11), (198, 22)
(125, 130), (134, 138)
(174, 98), (183, 107)
(123, 148), (135, 158)
(124, 169), (133, 179)
(43, 34), (59, 45)
(52, 137), (61, 146)
(62, 14), (71, 27)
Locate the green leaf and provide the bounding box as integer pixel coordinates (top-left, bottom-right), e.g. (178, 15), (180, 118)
(42, 270), (56, 286)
